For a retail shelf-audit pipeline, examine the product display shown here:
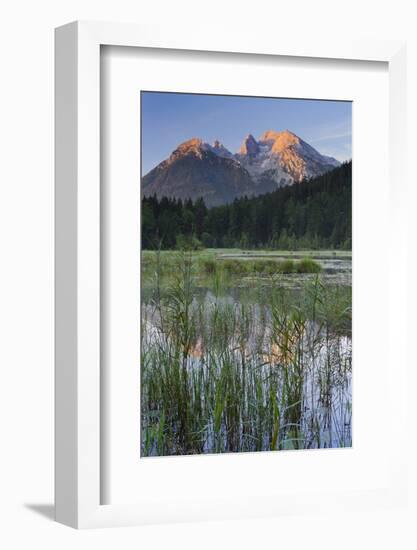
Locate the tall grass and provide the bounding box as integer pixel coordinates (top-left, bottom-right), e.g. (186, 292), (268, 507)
(200, 257), (321, 276)
(141, 251), (351, 456)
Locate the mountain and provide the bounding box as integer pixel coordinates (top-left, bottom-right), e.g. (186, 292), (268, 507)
(141, 138), (256, 207)
(142, 131), (341, 207)
(236, 130), (340, 187)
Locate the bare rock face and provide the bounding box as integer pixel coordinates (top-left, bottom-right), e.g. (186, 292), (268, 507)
(269, 129), (300, 152)
(142, 130), (342, 206)
(206, 140), (234, 159)
(247, 129), (340, 184)
(239, 134), (260, 157)
(259, 129), (281, 143)
(169, 138), (205, 161)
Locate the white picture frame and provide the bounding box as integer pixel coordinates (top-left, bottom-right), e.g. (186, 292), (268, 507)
(55, 20), (407, 529)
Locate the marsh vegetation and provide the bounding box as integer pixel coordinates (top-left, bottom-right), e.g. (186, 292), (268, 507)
(141, 249), (352, 456)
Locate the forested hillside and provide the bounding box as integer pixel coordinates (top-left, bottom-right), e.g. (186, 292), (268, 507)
(141, 161), (351, 250)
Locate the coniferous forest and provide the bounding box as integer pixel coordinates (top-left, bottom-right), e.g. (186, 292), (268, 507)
(141, 161), (351, 250)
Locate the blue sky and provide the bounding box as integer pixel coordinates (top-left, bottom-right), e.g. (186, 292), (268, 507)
(141, 91), (352, 175)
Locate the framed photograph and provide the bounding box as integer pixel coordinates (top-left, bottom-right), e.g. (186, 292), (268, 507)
(55, 21), (407, 528)
(139, 91), (353, 459)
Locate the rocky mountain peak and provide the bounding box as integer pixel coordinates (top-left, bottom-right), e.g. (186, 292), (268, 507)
(270, 130), (300, 153)
(259, 129), (300, 150)
(259, 129), (281, 143)
(239, 134), (259, 156)
(205, 140), (233, 159)
(170, 137), (204, 160)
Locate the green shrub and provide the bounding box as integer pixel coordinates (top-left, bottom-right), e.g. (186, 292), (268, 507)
(296, 257), (322, 274)
(200, 257), (217, 275)
(277, 259), (295, 274)
(221, 259), (249, 275)
(252, 260), (266, 273)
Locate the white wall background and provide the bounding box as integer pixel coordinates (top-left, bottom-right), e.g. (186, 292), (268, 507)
(0, 0), (415, 548)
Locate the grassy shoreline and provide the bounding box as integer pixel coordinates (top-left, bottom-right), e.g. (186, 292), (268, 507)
(142, 248), (352, 289)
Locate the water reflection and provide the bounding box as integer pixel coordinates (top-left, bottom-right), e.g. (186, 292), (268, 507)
(141, 273), (352, 456)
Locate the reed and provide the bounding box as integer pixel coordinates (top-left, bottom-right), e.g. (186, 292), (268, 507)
(141, 251), (351, 456)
